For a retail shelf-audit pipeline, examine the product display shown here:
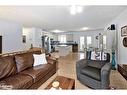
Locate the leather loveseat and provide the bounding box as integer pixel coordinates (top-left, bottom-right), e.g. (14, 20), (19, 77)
(0, 50), (57, 89)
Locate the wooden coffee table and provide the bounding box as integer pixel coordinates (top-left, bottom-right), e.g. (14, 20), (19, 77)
(45, 76), (75, 89)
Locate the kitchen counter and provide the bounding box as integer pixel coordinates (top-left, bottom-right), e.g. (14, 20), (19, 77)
(55, 45), (72, 56)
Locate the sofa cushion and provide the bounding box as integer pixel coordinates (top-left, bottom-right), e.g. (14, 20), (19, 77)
(87, 60), (105, 69)
(21, 63), (54, 82)
(0, 56), (17, 80)
(15, 53), (34, 72)
(0, 74), (33, 89)
(81, 66), (101, 81)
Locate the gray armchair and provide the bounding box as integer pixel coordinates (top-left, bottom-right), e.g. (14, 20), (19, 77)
(76, 53), (112, 89)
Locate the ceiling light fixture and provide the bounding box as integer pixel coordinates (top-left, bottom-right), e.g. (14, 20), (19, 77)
(70, 5), (83, 15)
(81, 27), (89, 30)
(77, 6), (83, 13)
(52, 29), (64, 33)
(70, 5), (76, 15)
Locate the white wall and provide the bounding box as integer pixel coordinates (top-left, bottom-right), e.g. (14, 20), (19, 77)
(55, 29), (117, 58)
(33, 28), (43, 48)
(23, 27), (55, 50)
(0, 20), (56, 53)
(106, 8), (127, 65)
(22, 28), (35, 50)
(0, 19), (23, 53)
(55, 29), (107, 51)
(55, 33), (73, 42)
(66, 34), (73, 41)
(53, 34), (58, 41)
(73, 30), (107, 51)
(23, 27), (43, 49)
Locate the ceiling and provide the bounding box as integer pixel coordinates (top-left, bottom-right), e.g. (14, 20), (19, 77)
(0, 6), (126, 32)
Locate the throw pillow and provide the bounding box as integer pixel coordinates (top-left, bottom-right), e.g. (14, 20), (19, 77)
(91, 51), (107, 61)
(15, 53), (34, 72)
(102, 52), (107, 61)
(95, 51), (102, 60)
(33, 53), (47, 66)
(91, 51), (96, 60)
(91, 51), (101, 60)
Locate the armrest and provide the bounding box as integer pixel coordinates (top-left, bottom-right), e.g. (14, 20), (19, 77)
(101, 63), (112, 72)
(76, 59), (88, 79)
(101, 63), (112, 89)
(46, 56), (57, 64)
(46, 56), (58, 71)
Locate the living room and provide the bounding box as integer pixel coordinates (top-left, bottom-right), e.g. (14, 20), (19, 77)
(0, 0), (127, 95)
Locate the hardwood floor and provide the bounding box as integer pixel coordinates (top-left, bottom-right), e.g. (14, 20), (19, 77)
(39, 52), (127, 89)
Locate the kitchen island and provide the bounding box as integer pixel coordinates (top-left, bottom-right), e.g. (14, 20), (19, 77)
(55, 45), (72, 56)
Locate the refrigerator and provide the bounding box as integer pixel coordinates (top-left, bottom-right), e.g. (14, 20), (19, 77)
(41, 36), (51, 53)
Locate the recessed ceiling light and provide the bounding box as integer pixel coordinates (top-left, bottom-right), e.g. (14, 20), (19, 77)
(52, 30), (64, 33)
(81, 27), (89, 30)
(70, 5), (83, 15)
(70, 5), (76, 15)
(77, 6), (83, 13)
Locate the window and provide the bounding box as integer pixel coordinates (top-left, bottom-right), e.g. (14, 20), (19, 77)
(103, 35), (106, 49)
(80, 36), (85, 51)
(58, 35), (66, 43)
(87, 36), (92, 48)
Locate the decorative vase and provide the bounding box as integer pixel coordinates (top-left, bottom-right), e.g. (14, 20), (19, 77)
(111, 51), (116, 70)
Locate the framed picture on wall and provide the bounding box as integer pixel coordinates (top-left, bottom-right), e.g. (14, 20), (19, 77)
(121, 25), (127, 37)
(22, 35), (26, 43)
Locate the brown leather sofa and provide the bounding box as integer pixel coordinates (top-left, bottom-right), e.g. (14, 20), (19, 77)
(0, 50), (57, 89)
